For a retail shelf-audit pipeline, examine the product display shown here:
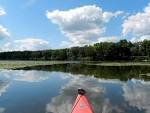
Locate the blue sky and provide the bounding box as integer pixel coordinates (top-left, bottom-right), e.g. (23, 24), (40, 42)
(0, 0), (150, 51)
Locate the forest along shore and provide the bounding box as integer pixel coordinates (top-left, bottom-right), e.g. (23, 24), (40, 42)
(0, 40), (149, 61)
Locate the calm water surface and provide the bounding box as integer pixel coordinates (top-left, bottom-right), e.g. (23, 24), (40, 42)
(0, 64), (150, 113)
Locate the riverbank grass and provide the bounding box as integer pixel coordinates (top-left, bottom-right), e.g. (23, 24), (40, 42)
(84, 62), (150, 66)
(0, 61), (150, 69)
(0, 61), (77, 69)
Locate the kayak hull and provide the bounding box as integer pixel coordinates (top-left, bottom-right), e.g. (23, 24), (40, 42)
(71, 90), (93, 113)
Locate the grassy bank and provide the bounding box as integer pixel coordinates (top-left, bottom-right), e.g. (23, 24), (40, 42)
(0, 61), (79, 69)
(83, 62), (150, 66)
(0, 61), (150, 69)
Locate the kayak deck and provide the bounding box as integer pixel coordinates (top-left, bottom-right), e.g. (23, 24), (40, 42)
(70, 89), (93, 113)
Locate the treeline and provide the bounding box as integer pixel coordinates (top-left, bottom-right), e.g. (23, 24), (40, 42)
(0, 39), (150, 61)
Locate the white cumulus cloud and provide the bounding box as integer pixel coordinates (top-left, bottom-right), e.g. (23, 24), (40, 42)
(60, 36), (121, 48)
(0, 38), (50, 52)
(98, 36), (121, 42)
(0, 8), (9, 41)
(14, 38), (50, 51)
(46, 5), (123, 46)
(0, 7), (6, 16)
(0, 25), (10, 40)
(122, 3), (150, 41)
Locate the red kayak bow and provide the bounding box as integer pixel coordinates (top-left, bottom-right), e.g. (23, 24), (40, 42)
(70, 89), (93, 113)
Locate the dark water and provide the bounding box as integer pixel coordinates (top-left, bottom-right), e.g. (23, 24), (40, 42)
(0, 64), (150, 113)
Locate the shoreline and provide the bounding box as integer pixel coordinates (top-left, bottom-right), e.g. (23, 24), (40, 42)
(82, 62), (150, 66)
(0, 60), (150, 69)
(0, 61), (79, 69)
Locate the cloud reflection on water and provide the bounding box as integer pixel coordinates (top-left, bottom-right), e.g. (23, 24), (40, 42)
(0, 79), (9, 113)
(0, 70), (50, 82)
(0, 80), (9, 96)
(0, 107), (5, 113)
(45, 75), (126, 113)
(0, 69), (150, 113)
(123, 79), (150, 113)
(14, 70), (50, 82)
(0, 70), (50, 99)
(45, 74), (150, 113)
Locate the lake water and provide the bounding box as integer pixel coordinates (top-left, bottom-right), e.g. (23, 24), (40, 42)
(0, 64), (150, 113)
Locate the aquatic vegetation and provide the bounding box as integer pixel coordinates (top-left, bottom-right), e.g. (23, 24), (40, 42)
(0, 61), (78, 69)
